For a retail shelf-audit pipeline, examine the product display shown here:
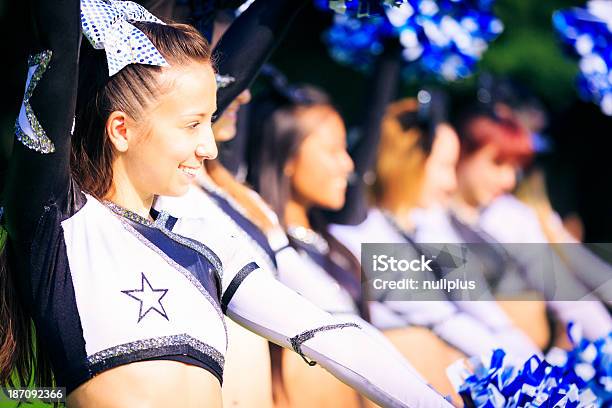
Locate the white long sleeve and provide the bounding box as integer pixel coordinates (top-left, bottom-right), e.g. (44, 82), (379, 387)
(226, 269), (451, 408)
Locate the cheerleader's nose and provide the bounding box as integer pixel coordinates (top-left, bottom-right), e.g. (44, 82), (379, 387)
(195, 137), (218, 161)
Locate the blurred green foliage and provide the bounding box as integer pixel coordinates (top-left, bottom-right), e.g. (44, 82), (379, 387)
(479, 0), (582, 111)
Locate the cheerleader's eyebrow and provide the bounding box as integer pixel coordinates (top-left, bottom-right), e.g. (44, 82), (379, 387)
(181, 111), (215, 118)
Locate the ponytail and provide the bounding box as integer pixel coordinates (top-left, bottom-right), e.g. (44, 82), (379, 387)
(0, 227), (54, 388)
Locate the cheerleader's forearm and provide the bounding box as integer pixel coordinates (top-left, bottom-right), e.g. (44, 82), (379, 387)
(224, 269), (453, 408)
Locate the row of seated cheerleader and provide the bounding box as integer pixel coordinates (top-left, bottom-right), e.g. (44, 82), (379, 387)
(0, 0), (609, 407)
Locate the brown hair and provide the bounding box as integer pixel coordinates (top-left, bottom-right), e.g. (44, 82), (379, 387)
(71, 22), (213, 199)
(0, 234), (54, 390)
(372, 98), (429, 213)
(1, 22), (213, 391)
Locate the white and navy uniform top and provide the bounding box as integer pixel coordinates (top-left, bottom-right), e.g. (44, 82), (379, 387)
(194, 175), (279, 275)
(482, 195), (612, 299)
(29, 193), (228, 392)
(276, 225), (429, 380)
(330, 208), (540, 361)
(175, 182), (526, 363)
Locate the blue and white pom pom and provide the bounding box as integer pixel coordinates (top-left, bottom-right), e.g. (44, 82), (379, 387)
(321, 0), (503, 81)
(554, 0), (612, 116)
(447, 323), (611, 407)
(324, 14), (390, 70)
(546, 323), (612, 406)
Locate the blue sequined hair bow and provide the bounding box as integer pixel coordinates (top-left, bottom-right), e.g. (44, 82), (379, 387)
(81, 0), (169, 76)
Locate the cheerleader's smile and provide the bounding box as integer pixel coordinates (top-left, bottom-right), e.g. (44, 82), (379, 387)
(179, 165), (201, 179)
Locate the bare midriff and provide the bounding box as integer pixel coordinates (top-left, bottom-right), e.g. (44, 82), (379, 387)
(67, 360), (222, 408)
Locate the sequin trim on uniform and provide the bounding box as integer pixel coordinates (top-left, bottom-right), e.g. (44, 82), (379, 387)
(103, 200), (153, 225)
(289, 322), (361, 366)
(152, 209), (172, 229)
(86, 333), (225, 368)
(15, 50), (55, 153)
(155, 224), (224, 280)
(215, 73), (236, 88)
(287, 225), (330, 254)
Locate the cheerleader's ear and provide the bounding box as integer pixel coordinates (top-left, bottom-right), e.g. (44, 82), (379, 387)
(283, 158), (295, 177)
(106, 111), (130, 153)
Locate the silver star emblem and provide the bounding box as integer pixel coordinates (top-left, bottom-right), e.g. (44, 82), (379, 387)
(15, 50), (55, 153)
(122, 273), (169, 323)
